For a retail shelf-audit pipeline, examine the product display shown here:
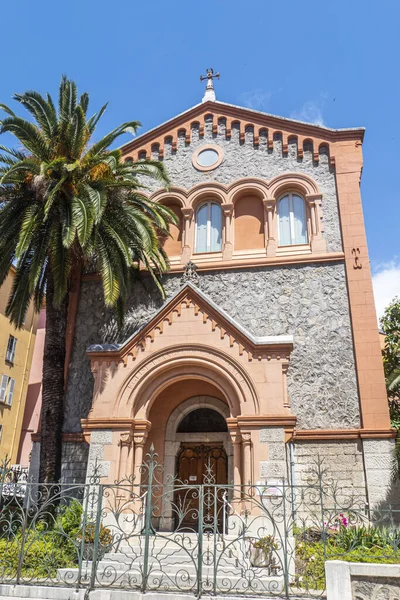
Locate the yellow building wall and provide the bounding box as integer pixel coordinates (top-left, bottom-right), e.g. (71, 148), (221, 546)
(0, 269), (38, 464)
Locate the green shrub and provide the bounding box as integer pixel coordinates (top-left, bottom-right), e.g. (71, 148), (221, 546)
(55, 499), (83, 538)
(0, 536), (75, 580)
(77, 523), (112, 546)
(334, 523), (400, 551)
(295, 538), (400, 590)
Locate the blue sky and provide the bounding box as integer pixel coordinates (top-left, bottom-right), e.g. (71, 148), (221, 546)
(1, 0), (399, 316)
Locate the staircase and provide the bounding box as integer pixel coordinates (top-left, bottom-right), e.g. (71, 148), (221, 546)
(57, 533), (284, 595)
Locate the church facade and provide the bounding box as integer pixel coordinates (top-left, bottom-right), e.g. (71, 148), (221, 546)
(32, 83), (395, 508)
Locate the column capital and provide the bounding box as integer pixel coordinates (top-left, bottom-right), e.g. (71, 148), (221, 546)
(306, 193), (323, 204)
(241, 431), (252, 445)
(221, 202), (234, 216)
(182, 207), (194, 220)
(133, 419), (151, 445)
(229, 430), (242, 445)
(118, 431), (133, 447)
(263, 198), (276, 211)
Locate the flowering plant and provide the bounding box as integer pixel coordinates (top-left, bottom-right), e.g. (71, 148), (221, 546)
(324, 513), (349, 533)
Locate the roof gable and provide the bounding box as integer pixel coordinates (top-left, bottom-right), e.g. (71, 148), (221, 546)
(120, 100), (364, 167)
(87, 282), (293, 363)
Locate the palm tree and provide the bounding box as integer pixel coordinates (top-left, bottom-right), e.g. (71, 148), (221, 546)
(0, 77), (176, 483)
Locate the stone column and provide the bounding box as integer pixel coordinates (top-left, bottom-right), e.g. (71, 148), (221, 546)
(230, 431), (242, 489)
(133, 435), (147, 489)
(263, 199), (277, 256)
(181, 208), (193, 263)
(241, 432), (252, 491)
(222, 203), (234, 260)
(306, 194), (326, 252)
(117, 431), (133, 482)
(282, 362), (290, 409)
(132, 419), (151, 490)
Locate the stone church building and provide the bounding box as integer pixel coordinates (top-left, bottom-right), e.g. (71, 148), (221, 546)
(32, 77), (395, 508)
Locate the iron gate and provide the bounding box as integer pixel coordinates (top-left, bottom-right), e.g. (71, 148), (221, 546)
(0, 448), (399, 598)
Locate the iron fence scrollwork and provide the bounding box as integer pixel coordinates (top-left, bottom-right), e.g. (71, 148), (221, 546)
(0, 449), (399, 598)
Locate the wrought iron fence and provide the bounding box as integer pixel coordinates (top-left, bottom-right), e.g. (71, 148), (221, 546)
(0, 449), (399, 599)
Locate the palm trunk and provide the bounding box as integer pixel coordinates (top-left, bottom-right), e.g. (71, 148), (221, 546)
(39, 270), (69, 483)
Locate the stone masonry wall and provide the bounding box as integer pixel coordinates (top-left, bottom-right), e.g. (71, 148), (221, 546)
(61, 441), (89, 485)
(145, 117), (343, 254)
(362, 438), (400, 509)
(64, 261), (360, 434)
(293, 441), (368, 508)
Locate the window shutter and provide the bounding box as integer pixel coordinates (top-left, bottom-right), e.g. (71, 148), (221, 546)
(278, 196), (291, 246)
(195, 204), (208, 253)
(0, 375), (8, 402)
(210, 203), (222, 251)
(292, 195), (307, 244)
(7, 378), (15, 405)
(6, 336), (17, 363)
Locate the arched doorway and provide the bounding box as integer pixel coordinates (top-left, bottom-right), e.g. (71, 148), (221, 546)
(157, 395), (232, 531)
(175, 407), (228, 484)
(162, 396), (233, 488)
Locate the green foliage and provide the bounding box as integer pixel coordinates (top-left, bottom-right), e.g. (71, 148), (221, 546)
(55, 499), (83, 537)
(334, 523), (400, 551)
(379, 297), (400, 479)
(0, 532), (77, 579)
(380, 297), (400, 405)
(295, 524), (400, 590)
(0, 76), (178, 327)
(251, 535), (278, 551)
(77, 522), (112, 546)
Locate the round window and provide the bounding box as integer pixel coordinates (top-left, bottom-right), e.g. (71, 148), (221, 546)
(192, 145), (224, 171)
(197, 148), (219, 167)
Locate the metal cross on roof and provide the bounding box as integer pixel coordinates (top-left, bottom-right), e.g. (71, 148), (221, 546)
(200, 68), (220, 103)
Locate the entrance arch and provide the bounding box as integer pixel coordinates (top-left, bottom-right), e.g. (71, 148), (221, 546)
(115, 344), (261, 419)
(162, 396), (233, 489)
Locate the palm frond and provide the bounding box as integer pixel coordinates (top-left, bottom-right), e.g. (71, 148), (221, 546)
(87, 102), (108, 134)
(0, 116), (50, 161)
(14, 90), (57, 139)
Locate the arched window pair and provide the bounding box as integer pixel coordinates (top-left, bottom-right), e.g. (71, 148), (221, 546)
(193, 194), (308, 253)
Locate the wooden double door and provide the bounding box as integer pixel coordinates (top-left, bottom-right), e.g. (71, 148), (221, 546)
(174, 443), (228, 531)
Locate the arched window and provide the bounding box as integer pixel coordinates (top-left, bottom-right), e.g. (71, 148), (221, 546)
(177, 408), (228, 433)
(195, 202), (222, 253)
(278, 193), (308, 246)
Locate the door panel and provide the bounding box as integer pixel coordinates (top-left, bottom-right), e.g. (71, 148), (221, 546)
(174, 444), (227, 531)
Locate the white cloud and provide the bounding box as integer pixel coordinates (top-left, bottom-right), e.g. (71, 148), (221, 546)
(239, 89), (272, 111)
(372, 259), (400, 322)
(291, 100), (325, 126)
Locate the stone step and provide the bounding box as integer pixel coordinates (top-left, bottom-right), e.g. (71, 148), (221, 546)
(114, 537), (245, 554)
(101, 554), (248, 566)
(57, 567), (283, 589)
(0, 583), (316, 600)
(102, 547), (245, 562)
(0, 584), (86, 599)
(96, 560), (254, 576)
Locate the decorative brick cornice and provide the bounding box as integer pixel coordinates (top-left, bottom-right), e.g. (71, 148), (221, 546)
(120, 100), (364, 168)
(235, 415), (297, 428)
(80, 418), (135, 431)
